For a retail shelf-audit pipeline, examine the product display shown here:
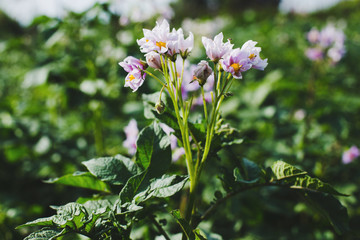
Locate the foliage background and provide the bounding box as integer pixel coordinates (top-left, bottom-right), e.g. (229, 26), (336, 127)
(1, 0), (360, 239)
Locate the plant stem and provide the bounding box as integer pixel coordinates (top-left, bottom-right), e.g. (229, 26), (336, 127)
(201, 87), (208, 124)
(143, 69), (165, 86)
(160, 56), (195, 206)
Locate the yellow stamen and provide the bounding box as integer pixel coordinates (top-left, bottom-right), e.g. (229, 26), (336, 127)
(127, 74), (135, 82)
(231, 63), (242, 72)
(249, 53), (256, 60)
(156, 41), (166, 49)
(146, 39), (149, 42)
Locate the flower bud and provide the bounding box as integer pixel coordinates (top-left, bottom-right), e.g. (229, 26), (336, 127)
(155, 100), (166, 114)
(168, 53), (178, 62)
(145, 52), (162, 70)
(193, 60), (212, 86)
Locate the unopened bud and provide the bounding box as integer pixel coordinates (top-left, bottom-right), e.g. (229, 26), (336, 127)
(155, 100), (166, 114)
(180, 50), (189, 59)
(145, 52), (162, 70)
(168, 53), (177, 62)
(193, 60), (212, 86)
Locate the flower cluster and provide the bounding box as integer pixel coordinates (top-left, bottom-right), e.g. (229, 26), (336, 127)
(119, 20), (267, 92)
(306, 23), (346, 63)
(342, 145), (359, 164)
(137, 20), (194, 58)
(202, 33), (268, 79)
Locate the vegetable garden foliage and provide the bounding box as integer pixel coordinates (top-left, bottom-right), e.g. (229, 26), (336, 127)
(18, 104), (350, 239)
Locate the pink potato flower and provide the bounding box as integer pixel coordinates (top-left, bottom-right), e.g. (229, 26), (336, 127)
(123, 119), (139, 156)
(137, 19), (194, 58)
(221, 48), (252, 79)
(240, 40), (268, 70)
(342, 146), (360, 164)
(124, 71), (146, 92)
(202, 32), (233, 62)
(176, 28), (194, 58)
(119, 56), (147, 92)
(305, 23), (346, 64)
(221, 40), (267, 79)
(305, 48), (324, 61)
(137, 20), (172, 54)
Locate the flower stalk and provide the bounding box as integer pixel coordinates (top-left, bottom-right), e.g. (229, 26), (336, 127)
(119, 19), (267, 239)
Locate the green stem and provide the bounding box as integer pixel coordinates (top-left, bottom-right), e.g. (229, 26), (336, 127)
(161, 55), (194, 185)
(143, 69), (165, 86)
(201, 87), (208, 125)
(184, 77), (228, 231)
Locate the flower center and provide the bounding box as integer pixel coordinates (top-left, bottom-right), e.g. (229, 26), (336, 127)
(249, 53), (256, 60)
(128, 74), (135, 82)
(231, 63), (242, 72)
(156, 41), (166, 49)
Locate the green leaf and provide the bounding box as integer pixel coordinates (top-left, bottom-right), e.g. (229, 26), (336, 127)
(50, 203), (88, 229)
(193, 229), (208, 240)
(18, 201), (97, 232)
(234, 158), (264, 184)
(45, 171), (111, 193)
(302, 192), (350, 235)
(270, 161), (307, 180)
(270, 161), (347, 196)
(82, 154), (139, 185)
(20, 202), (102, 236)
(150, 175), (188, 198)
(171, 209), (195, 240)
(119, 171), (148, 206)
(82, 200), (112, 233)
(82, 199), (112, 214)
(24, 227), (66, 240)
(133, 175), (188, 203)
(135, 121), (172, 175)
(17, 217), (56, 229)
(289, 175), (348, 196)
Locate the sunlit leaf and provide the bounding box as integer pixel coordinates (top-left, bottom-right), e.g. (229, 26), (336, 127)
(82, 200), (112, 233)
(24, 227), (66, 240)
(45, 171), (111, 193)
(270, 161), (307, 180)
(133, 175), (188, 203)
(83, 154), (139, 185)
(270, 161), (347, 196)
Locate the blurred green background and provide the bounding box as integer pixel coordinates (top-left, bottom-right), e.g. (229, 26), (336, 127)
(1, 0), (360, 239)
